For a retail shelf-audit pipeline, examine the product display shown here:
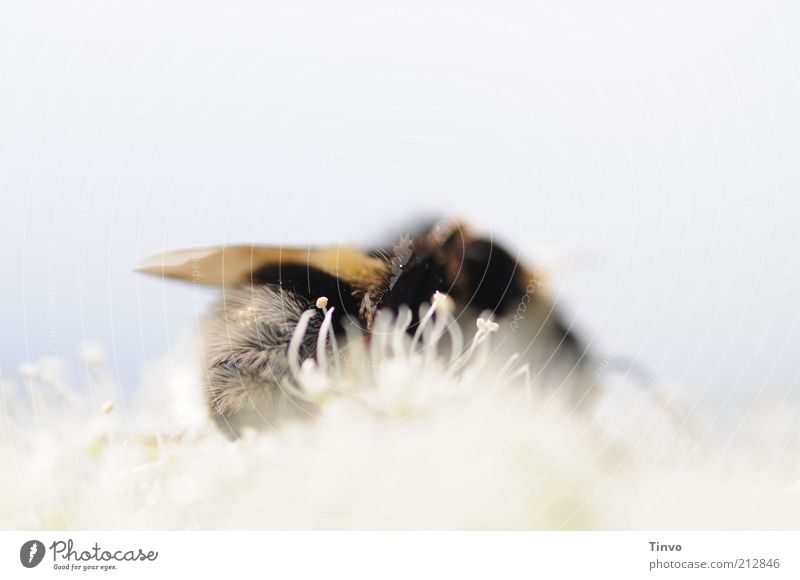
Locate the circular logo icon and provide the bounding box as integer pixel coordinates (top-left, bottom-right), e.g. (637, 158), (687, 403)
(20, 540), (46, 568)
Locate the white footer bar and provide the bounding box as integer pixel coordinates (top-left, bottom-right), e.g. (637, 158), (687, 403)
(1, 531), (796, 579)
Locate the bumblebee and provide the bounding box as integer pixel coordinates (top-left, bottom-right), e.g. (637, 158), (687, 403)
(139, 219), (588, 435)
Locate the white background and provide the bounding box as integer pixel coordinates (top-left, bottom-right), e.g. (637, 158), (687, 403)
(1, 1), (799, 404)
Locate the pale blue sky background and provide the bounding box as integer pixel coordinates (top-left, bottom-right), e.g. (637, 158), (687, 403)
(1, 1), (799, 404)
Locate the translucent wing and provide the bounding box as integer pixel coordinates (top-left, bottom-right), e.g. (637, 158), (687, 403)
(136, 244), (389, 291)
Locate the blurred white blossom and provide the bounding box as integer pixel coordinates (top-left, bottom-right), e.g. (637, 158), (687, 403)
(0, 312), (798, 530)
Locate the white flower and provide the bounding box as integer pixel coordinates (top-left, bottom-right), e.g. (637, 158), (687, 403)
(432, 291), (455, 314)
(476, 317), (499, 333)
(299, 359), (330, 404)
(79, 341), (106, 366)
(37, 356), (66, 385)
(18, 362), (37, 380)
(3, 310), (796, 531)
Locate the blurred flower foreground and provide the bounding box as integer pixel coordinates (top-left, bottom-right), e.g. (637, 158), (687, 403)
(2, 301), (799, 529)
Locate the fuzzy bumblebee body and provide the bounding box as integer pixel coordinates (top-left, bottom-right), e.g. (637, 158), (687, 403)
(139, 220), (589, 436)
